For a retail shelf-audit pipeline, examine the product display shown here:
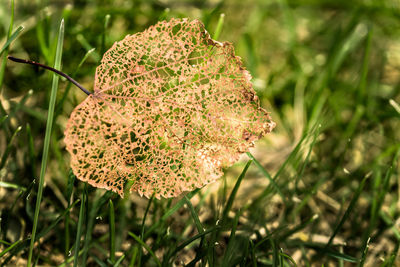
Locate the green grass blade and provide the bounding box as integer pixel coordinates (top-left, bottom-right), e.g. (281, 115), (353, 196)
(246, 152), (286, 204)
(0, 181), (26, 191)
(0, 0), (19, 116)
(158, 8), (170, 21)
(0, 26), (24, 56)
(221, 161), (252, 225)
(113, 254), (125, 267)
(360, 149), (399, 265)
(326, 173), (369, 247)
(76, 34), (100, 62)
(279, 251), (297, 267)
(0, 240), (21, 257)
(280, 214), (319, 241)
(213, 13), (225, 40)
(26, 123), (36, 175)
(128, 232), (161, 267)
(101, 14), (111, 54)
(252, 133), (308, 205)
(385, 239), (399, 267)
(27, 18), (64, 267)
(0, 89), (33, 128)
(169, 226), (218, 260)
(292, 242), (358, 263)
(81, 191), (113, 264)
(128, 245), (139, 267)
(109, 199), (116, 264)
(73, 185), (87, 267)
(0, 0), (14, 86)
(64, 170), (76, 256)
(137, 194), (154, 266)
(358, 237), (370, 267)
(2, 199), (79, 266)
(144, 189), (199, 239)
(0, 125), (21, 169)
(222, 210), (240, 267)
(184, 195), (204, 233)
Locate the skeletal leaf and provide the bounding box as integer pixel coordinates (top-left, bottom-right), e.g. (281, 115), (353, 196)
(64, 18), (275, 198)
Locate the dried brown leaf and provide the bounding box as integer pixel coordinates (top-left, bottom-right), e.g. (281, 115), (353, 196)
(64, 18), (275, 198)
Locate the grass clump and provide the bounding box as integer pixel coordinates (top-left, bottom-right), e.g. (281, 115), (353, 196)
(0, 0), (399, 266)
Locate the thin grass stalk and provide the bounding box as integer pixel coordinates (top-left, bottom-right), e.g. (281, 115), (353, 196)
(0, 0), (15, 115)
(109, 199), (116, 264)
(212, 13), (225, 40)
(26, 19), (64, 267)
(128, 232), (161, 267)
(73, 185), (87, 267)
(136, 194), (154, 266)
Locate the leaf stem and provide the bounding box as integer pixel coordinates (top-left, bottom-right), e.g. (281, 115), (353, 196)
(7, 55), (92, 96)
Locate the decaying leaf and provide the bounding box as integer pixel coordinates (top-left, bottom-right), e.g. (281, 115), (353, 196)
(64, 18), (275, 198)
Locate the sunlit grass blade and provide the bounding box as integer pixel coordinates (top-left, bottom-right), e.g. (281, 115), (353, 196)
(113, 254), (125, 267)
(76, 34), (101, 62)
(358, 237), (370, 267)
(101, 14), (111, 54)
(356, 27), (372, 104)
(128, 245), (139, 267)
(294, 124), (320, 187)
(27, 18), (64, 267)
(221, 161), (252, 225)
(158, 8), (170, 21)
(252, 132), (308, 206)
(0, 25), (24, 56)
(184, 195), (204, 233)
(73, 185), (87, 267)
(0, 181), (26, 191)
(128, 231), (161, 267)
(212, 13), (225, 40)
(246, 152), (286, 204)
(279, 251), (297, 267)
(0, 240), (21, 258)
(389, 99), (400, 115)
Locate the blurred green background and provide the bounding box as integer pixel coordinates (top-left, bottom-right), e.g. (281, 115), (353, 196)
(0, 0), (399, 266)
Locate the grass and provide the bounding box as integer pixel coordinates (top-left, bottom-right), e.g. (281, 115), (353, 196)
(0, 0), (399, 266)
(27, 18), (64, 266)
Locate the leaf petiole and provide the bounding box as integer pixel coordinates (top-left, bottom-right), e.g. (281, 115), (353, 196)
(7, 55), (92, 96)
